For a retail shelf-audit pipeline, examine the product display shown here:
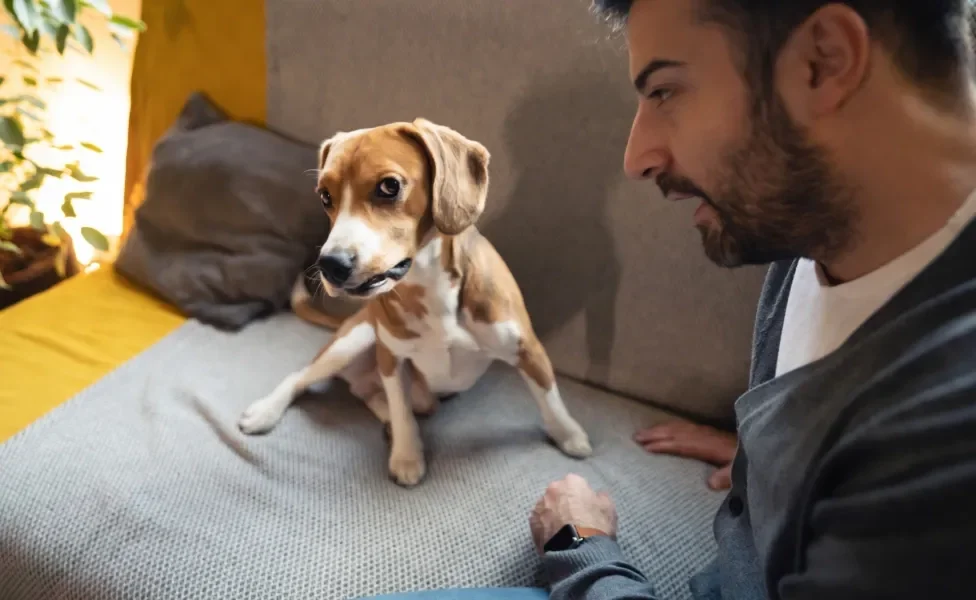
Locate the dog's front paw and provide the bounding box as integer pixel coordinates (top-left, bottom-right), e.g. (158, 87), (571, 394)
(558, 433), (593, 458)
(238, 397), (284, 435)
(389, 451), (426, 487)
(548, 422), (593, 458)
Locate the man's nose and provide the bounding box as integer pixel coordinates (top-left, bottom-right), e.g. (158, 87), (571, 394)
(623, 106), (668, 181)
(318, 250), (356, 286)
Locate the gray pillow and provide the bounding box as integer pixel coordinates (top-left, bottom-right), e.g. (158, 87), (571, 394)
(115, 92), (328, 330)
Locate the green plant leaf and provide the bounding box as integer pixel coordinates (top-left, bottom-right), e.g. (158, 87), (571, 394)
(53, 143), (73, 150)
(80, 141), (102, 153)
(109, 31), (127, 51)
(65, 190), (91, 200)
(67, 163), (97, 182)
(72, 22), (91, 52)
(12, 58), (37, 71)
(108, 14), (145, 31)
(61, 198), (75, 217)
(0, 161), (12, 172)
(0, 77), (4, 87)
(0, 116), (26, 147)
(16, 94), (45, 109)
(22, 75), (37, 86)
(9, 0), (40, 34)
(55, 23), (69, 53)
(21, 28), (40, 53)
(16, 107), (41, 121)
(29, 210), (45, 231)
(75, 77), (100, 91)
(80, 0), (110, 16)
(50, 0), (76, 22)
(51, 219), (66, 239)
(46, 76), (62, 83)
(39, 16), (58, 38)
(0, 240), (22, 255)
(80, 226), (108, 251)
(20, 172), (44, 191)
(36, 166), (62, 177)
(10, 191), (33, 206)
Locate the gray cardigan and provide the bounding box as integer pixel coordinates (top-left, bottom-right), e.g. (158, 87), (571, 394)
(542, 217), (976, 600)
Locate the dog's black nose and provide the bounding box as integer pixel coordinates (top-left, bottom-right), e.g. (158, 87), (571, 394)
(318, 251), (356, 286)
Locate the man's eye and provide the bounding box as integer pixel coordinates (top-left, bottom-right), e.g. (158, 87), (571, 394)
(319, 189), (332, 209)
(648, 88), (674, 105)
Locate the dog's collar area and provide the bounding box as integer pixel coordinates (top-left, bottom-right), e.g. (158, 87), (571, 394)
(346, 258), (413, 296)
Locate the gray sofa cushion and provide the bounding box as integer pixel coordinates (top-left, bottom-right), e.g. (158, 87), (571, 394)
(263, 0), (768, 424)
(0, 314), (723, 600)
(114, 92), (329, 330)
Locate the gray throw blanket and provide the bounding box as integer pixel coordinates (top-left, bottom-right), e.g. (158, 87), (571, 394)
(0, 314), (723, 600)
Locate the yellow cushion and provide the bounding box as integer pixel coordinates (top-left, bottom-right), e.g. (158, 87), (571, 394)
(0, 267), (186, 443)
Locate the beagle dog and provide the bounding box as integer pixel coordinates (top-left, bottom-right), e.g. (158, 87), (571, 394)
(237, 118), (592, 486)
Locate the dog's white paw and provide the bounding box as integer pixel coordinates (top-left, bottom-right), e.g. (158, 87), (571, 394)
(558, 433), (593, 458)
(548, 423), (593, 458)
(389, 451), (426, 487)
(238, 397), (285, 435)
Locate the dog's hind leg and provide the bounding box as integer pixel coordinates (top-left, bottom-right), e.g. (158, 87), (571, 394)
(238, 311), (375, 435)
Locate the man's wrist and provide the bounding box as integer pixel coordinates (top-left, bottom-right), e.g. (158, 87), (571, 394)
(543, 523), (612, 554)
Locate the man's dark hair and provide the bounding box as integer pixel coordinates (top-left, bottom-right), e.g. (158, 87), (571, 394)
(593, 0), (974, 105)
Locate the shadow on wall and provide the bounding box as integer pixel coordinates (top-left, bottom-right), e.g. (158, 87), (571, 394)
(483, 68), (634, 383)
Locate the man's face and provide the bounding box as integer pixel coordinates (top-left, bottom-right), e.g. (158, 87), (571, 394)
(622, 0), (855, 267)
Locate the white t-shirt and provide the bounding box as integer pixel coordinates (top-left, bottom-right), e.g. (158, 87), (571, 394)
(776, 190), (976, 377)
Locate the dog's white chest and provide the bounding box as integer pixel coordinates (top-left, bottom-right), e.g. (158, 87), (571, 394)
(377, 308), (493, 394)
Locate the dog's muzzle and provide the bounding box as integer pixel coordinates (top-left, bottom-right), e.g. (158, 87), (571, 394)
(346, 258), (413, 296)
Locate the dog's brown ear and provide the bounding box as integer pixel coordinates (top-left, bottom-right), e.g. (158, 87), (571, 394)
(318, 133), (340, 171)
(403, 118), (490, 235)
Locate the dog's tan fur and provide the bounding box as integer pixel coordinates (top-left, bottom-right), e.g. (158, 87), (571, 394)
(238, 118), (591, 486)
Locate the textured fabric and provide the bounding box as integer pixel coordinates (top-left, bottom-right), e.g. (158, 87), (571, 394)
(0, 268), (185, 443)
(123, 0), (266, 239)
(0, 314), (722, 600)
(263, 0), (768, 424)
(537, 216), (976, 598)
(363, 589), (548, 599)
(776, 189), (976, 377)
(115, 93), (333, 330)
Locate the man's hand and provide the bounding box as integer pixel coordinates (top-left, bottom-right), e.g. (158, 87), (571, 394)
(530, 473), (618, 554)
(634, 421), (737, 490)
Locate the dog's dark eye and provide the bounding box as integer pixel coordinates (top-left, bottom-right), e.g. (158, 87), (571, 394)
(319, 189), (332, 209)
(376, 177), (400, 199)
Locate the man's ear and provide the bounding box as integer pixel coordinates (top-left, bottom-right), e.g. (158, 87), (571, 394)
(401, 118), (490, 235)
(778, 4), (870, 120)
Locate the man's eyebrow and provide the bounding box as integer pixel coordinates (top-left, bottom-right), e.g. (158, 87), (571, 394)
(634, 59), (686, 92)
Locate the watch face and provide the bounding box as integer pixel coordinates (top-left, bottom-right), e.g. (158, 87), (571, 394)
(543, 524), (580, 553)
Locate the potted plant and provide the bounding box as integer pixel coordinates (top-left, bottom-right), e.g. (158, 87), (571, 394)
(0, 0), (145, 309)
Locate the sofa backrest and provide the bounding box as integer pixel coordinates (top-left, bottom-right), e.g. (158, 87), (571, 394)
(264, 0), (768, 423)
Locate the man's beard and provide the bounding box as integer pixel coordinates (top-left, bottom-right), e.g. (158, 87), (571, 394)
(659, 93), (858, 268)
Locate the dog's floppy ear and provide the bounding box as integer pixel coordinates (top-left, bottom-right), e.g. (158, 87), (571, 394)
(318, 132), (342, 171)
(403, 118), (490, 235)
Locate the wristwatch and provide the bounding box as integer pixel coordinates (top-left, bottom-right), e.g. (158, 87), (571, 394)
(543, 523), (608, 553)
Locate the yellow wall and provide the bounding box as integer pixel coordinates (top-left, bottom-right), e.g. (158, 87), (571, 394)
(122, 0), (266, 239)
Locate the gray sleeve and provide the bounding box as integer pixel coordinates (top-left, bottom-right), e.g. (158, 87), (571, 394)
(541, 536), (662, 600)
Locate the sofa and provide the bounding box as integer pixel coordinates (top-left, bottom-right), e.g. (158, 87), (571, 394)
(0, 2), (768, 599)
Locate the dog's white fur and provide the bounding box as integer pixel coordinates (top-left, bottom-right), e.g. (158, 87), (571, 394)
(238, 119), (591, 486)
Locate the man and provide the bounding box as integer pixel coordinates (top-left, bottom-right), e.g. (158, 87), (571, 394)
(528, 0), (976, 599)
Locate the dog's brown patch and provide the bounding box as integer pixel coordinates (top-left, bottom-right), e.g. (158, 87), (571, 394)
(376, 340), (397, 377)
